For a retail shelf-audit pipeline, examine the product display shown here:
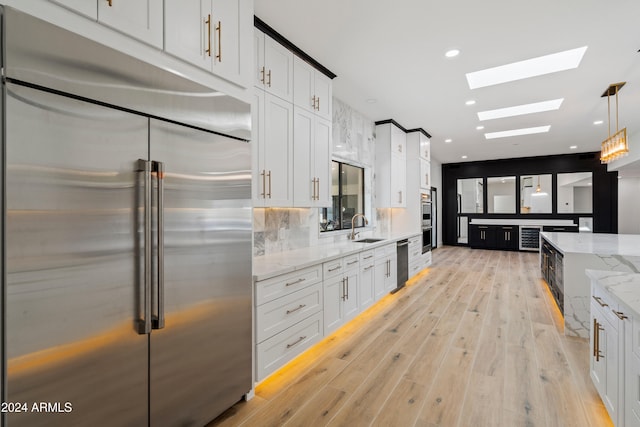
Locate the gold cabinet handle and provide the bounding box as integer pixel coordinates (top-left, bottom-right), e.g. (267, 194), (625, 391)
(315, 178), (320, 200)
(260, 170), (266, 198)
(215, 20), (222, 61)
(312, 95), (316, 109)
(592, 296), (609, 308)
(260, 66), (265, 83)
(267, 170), (272, 198)
(286, 304), (306, 315)
(285, 277), (305, 287)
(316, 97), (320, 111)
(286, 336), (306, 349)
(107, 0), (112, 6)
(613, 310), (628, 320)
(267, 70), (272, 87)
(593, 318), (598, 358)
(205, 14), (212, 56)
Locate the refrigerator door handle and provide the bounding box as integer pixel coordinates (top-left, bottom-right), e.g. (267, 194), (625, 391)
(152, 160), (166, 329)
(138, 159), (152, 334)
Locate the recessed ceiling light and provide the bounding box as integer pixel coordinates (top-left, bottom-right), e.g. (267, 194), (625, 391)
(593, 120), (604, 125)
(570, 145), (578, 149)
(477, 99), (564, 121)
(476, 126), (485, 130)
(588, 182), (592, 186)
(485, 125), (551, 139)
(445, 139), (452, 143)
(445, 49), (460, 58)
(465, 46), (588, 89)
(461, 155), (468, 159)
(465, 100), (476, 106)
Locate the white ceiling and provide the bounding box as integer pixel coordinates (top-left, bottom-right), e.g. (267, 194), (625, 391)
(254, 0), (640, 164)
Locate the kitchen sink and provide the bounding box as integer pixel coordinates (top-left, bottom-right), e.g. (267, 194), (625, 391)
(354, 238), (385, 243)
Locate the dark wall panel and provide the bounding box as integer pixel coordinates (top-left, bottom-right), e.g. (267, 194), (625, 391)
(441, 152), (618, 246)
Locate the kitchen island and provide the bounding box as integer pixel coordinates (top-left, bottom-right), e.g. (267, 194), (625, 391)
(541, 232), (640, 338)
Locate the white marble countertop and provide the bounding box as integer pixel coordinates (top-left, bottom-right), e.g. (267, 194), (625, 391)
(586, 269), (640, 318)
(253, 231), (422, 281)
(541, 232), (640, 257)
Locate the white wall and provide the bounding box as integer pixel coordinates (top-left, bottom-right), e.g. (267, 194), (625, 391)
(618, 177), (640, 234)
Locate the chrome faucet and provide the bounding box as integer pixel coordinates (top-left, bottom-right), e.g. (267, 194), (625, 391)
(350, 213), (368, 240)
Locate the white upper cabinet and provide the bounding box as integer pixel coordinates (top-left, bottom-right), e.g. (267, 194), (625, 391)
(255, 29), (294, 102)
(420, 133), (431, 160)
(293, 108), (331, 207)
(253, 91), (294, 207)
(49, 0), (97, 18)
(420, 158), (430, 191)
(98, 0), (163, 48)
(376, 122), (407, 208)
(293, 57), (332, 120)
(165, 0), (252, 87)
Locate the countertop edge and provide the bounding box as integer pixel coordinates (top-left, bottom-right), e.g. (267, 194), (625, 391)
(253, 232), (422, 282)
(586, 269), (640, 318)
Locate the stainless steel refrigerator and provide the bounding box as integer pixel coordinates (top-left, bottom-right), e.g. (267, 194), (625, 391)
(1, 7), (252, 427)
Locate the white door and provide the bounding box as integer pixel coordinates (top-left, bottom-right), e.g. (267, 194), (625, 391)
(314, 72), (332, 120)
(254, 29), (266, 87)
(164, 0), (212, 70)
(98, 0), (163, 48)
(263, 93), (293, 206)
(343, 270), (359, 322)
(323, 277), (344, 335)
(359, 264), (375, 309)
(420, 158), (430, 191)
(252, 90), (265, 205)
(212, 0), (241, 83)
(293, 57), (315, 112)
(386, 255), (398, 292)
(374, 261), (387, 301)
(390, 154), (406, 207)
(313, 117), (332, 207)
(264, 35), (294, 101)
(292, 107), (313, 207)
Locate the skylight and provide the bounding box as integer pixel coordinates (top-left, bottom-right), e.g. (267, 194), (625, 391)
(478, 99), (564, 121)
(466, 46), (588, 89)
(485, 125), (551, 139)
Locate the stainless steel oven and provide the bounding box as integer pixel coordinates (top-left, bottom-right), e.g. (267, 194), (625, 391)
(421, 197), (432, 254)
(422, 226), (432, 254)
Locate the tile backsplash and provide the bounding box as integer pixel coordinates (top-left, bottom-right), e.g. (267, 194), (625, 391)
(253, 97), (379, 257)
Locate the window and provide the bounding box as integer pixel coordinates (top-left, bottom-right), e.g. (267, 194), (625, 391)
(320, 161), (365, 232)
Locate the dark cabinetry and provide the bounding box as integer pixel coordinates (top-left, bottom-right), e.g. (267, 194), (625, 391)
(541, 238), (564, 313)
(469, 224), (518, 251)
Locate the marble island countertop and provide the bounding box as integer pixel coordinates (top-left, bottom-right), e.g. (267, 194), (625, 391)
(586, 269), (640, 319)
(253, 231), (421, 281)
(541, 232), (640, 258)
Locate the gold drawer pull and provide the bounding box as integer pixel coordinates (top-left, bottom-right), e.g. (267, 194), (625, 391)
(328, 265), (342, 272)
(286, 304), (306, 315)
(286, 336), (306, 349)
(592, 296), (609, 307)
(285, 278), (305, 287)
(613, 310), (628, 320)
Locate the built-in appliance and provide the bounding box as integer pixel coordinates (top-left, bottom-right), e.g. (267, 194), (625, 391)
(422, 226), (433, 254)
(421, 198), (432, 227)
(421, 196), (433, 254)
(541, 239), (564, 314)
(2, 7), (252, 427)
(393, 239), (409, 293)
(519, 225), (542, 251)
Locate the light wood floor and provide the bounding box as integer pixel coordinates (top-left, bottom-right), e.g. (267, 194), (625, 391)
(210, 246), (613, 427)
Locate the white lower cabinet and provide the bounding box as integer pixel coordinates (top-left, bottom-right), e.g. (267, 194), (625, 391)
(590, 279), (640, 427)
(255, 264), (323, 381)
(359, 250), (376, 310)
(323, 254), (359, 335)
(374, 244), (397, 298)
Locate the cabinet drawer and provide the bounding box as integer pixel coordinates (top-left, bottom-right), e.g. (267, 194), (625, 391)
(360, 249), (375, 263)
(256, 264), (322, 305)
(323, 258), (344, 279)
(256, 282), (323, 343)
(256, 311), (323, 381)
(409, 235), (421, 246)
(375, 243), (396, 259)
(409, 244), (422, 263)
(592, 283), (620, 328)
(344, 254), (360, 270)
(409, 260), (423, 277)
